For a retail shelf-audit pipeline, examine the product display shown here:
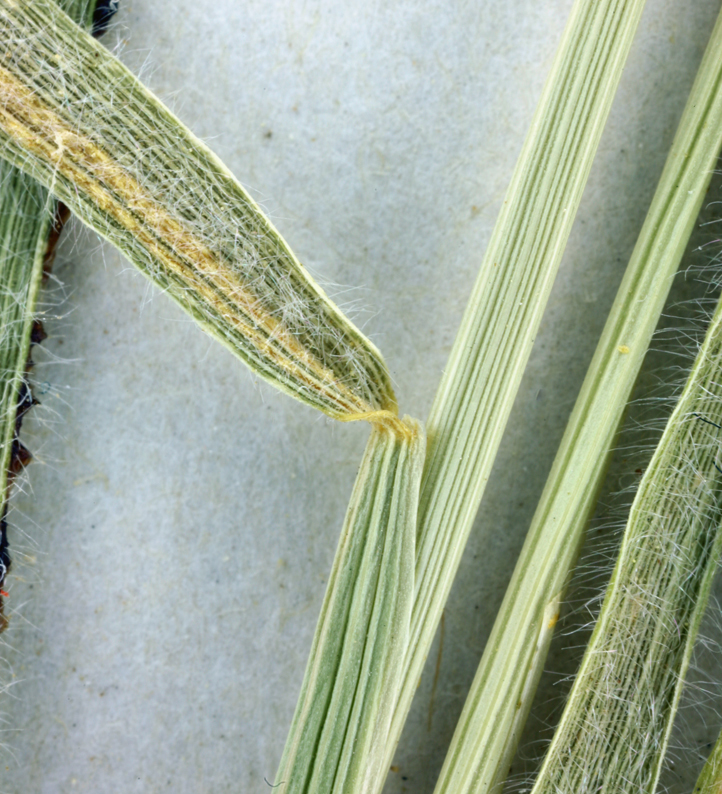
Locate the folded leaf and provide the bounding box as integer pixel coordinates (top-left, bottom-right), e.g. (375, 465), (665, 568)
(0, 0), (396, 421)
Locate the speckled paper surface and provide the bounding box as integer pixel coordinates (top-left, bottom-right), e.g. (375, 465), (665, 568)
(2, 1), (722, 792)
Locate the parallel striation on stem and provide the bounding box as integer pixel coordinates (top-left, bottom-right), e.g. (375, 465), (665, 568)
(276, 417), (425, 794)
(382, 0), (649, 778)
(433, 9), (722, 793)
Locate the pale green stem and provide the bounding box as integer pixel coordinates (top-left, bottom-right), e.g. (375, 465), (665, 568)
(274, 418), (425, 794)
(433, 9), (722, 794)
(0, 0), (396, 422)
(692, 726), (722, 794)
(0, 0), (100, 627)
(384, 0), (648, 774)
(529, 279), (722, 794)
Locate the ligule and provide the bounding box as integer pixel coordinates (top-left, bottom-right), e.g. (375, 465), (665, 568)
(530, 292), (722, 794)
(276, 416), (424, 794)
(0, 0), (396, 421)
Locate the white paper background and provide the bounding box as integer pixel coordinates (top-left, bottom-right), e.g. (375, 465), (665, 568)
(2, 1), (722, 792)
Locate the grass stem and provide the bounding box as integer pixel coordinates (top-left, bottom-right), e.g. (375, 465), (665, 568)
(529, 242), (722, 794)
(383, 0), (648, 776)
(432, 8), (722, 792)
(275, 418), (424, 794)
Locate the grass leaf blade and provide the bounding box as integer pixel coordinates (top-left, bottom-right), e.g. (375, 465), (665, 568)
(0, 0), (395, 421)
(432, 8), (722, 792)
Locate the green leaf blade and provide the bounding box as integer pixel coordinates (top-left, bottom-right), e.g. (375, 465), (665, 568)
(0, 0), (396, 421)
(432, 8), (722, 793)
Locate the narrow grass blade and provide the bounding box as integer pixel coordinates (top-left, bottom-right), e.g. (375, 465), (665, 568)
(384, 0), (648, 771)
(0, 0), (396, 421)
(275, 418), (424, 794)
(692, 726), (722, 794)
(433, 9), (722, 794)
(0, 168), (51, 629)
(529, 275), (722, 794)
(0, 0), (101, 628)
